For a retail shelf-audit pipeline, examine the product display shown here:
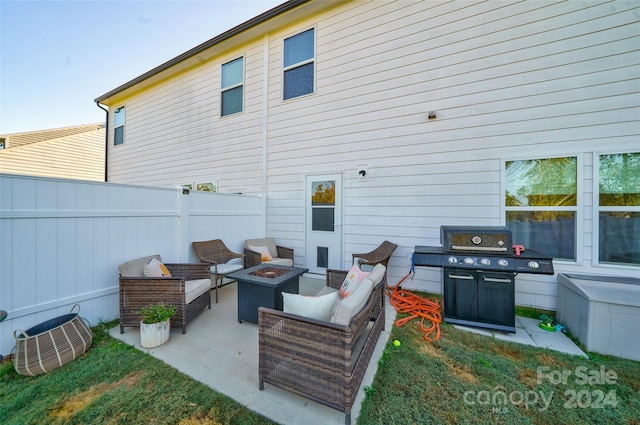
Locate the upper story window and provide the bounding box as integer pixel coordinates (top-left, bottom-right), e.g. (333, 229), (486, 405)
(114, 106), (125, 145)
(597, 152), (640, 266)
(221, 57), (244, 116)
(505, 157), (578, 261)
(283, 28), (315, 100)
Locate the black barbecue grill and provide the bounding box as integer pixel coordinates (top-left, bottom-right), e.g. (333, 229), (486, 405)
(414, 226), (554, 333)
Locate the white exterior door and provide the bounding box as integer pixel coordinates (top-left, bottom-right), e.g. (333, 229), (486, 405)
(305, 174), (342, 274)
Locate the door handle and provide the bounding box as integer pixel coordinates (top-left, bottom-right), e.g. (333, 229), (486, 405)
(448, 274), (474, 280)
(483, 277), (512, 283)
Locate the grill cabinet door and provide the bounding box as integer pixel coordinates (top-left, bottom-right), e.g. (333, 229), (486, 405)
(443, 269), (478, 320)
(477, 272), (515, 326)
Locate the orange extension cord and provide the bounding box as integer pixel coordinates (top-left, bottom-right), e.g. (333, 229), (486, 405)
(386, 270), (442, 342)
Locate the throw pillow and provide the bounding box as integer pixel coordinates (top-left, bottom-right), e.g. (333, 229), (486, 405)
(143, 257), (172, 277)
(249, 245), (273, 262)
(282, 292), (338, 322)
(339, 264), (369, 298)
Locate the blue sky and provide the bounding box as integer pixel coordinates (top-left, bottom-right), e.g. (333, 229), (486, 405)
(0, 0), (283, 134)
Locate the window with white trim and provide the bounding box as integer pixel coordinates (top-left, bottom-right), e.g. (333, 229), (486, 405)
(114, 106), (125, 145)
(221, 57), (244, 116)
(597, 152), (640, 266)
(283, 28), (315, 100)
(505, 157), (578, 261)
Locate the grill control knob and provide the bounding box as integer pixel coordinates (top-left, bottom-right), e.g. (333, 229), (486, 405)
(528, 261), (540, 269)
(480, 258), (491, 266)
(498, 259), (509, 267)
(464, 257), (474, 265)
(448, 256), (458, 264)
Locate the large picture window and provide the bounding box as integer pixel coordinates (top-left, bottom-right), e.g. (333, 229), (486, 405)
(283, 28), (314, 100)
(505, 157), (578, 261)
(221, 57), (244, 116)
(114, 106), (125, 145)
(597, 152), (640, 266)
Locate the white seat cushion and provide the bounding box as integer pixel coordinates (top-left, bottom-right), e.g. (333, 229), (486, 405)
(264, 258), (293, 267)
(185, 278), (211, 304)
(211, 262), (244, 275)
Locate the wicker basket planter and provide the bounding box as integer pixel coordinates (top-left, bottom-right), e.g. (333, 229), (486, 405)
(13, 304), (93, 376)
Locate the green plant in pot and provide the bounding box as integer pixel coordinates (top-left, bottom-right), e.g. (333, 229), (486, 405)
(139, 303), (176, 348)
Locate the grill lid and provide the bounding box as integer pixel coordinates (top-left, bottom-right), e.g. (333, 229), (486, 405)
(441, 226), (512, 254)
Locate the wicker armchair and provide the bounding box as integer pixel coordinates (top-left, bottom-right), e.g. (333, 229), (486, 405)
(244, 237), (294, 268)
(258, 268), (386, 425)
(352, 240), (397, 286)
(118, 255), (211, 335)
(192, 239), (244, 303)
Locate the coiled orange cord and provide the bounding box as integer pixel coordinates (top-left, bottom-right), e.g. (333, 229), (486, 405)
(386, 271), (442, 341)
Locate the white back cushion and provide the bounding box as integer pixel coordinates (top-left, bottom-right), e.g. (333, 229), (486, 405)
(332, 277), (375, 325)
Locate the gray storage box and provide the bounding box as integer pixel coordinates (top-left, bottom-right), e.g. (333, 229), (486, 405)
(557, 273), (640, 361)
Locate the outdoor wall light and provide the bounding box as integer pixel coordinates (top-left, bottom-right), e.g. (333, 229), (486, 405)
(357, 164), (369, 181)
(182, 188), (190, 195)
(428, 111), (437, 120)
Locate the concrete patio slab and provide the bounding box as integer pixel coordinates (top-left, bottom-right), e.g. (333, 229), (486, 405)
(110, 275), (395, 425)
(454, 316), (588, 358)
(110, 276), (588, 424)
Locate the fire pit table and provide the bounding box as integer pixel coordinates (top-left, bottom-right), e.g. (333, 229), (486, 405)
(227, 264), (308, 324)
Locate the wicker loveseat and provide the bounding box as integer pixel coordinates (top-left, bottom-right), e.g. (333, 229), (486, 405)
(258, 266), (386, 424)
(118, 255), (211, 334)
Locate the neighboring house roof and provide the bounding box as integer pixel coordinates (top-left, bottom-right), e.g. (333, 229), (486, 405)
(0, 123), (106, 181)
(94, 0), (340, 105)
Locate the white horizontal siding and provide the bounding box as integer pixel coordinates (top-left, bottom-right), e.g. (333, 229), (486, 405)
(103, 0), (640, 309)
(108, 42), (267, 191)
(0, 129), (105, 181)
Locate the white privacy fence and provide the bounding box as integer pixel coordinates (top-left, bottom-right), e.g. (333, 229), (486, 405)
(0, 174), (264, 356)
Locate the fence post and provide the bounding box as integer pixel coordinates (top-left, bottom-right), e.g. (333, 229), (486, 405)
(178, 188), (191, 262)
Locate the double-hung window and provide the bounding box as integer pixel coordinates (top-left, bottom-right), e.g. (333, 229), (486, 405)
(505, 157), (578, 261)
(114, 106), (125, 145)
(597, 152), (640, 266)
(283, 28), (315, 100)
(221, 57), (244, 116)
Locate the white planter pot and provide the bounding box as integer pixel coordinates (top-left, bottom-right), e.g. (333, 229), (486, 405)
(140, 319), (170, 348)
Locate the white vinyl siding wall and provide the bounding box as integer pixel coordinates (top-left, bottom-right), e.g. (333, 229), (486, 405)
(105, 0), (639, 310)
(108, 43), (267, 190)
(0, 129), (105, 181)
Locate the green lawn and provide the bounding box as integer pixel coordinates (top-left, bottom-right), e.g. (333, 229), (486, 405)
(359, 316), (640, 425)
(1, 312), (638, 425)
(1, 321), (276, 425)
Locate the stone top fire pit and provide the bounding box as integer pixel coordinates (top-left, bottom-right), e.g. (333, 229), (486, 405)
(227, 264), (309, 324)
(249, 267), (289, 279)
